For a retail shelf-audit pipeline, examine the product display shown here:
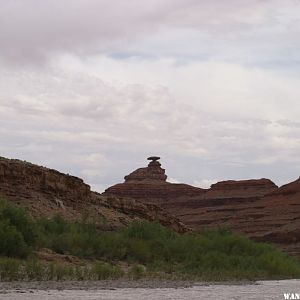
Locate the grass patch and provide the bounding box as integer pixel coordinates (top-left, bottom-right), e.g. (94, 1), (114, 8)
(0, 257), (123, 281)
(92, 262), (124, 280)
(128, 264), (146, 280)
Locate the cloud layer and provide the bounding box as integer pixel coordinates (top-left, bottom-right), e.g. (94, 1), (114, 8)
(1, 0), (300, 191)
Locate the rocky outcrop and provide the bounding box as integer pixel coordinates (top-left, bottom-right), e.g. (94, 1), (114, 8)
(104, 158), (278, 210)
(0, 156), (188, 233)
(105, 156), (205, 203)
(106, 182), (205, 205)
(124, 156), (168, 182)
(206, 179), (278, 198)
(105, 157), (300, 258)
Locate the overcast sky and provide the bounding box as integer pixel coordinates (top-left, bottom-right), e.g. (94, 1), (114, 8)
(1, 0), (300, 191)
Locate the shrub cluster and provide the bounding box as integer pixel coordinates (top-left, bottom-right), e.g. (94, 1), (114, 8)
(0, 199), (300, 280)
(36, 214), (300, 279)
(0, 200), (38, 258)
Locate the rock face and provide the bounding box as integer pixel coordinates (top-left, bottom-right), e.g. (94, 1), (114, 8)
(166, 178), (279, 232)
(253, 178), (300, 257)
(0, 156), (188, 233)
(105, 157), (300, 258)
(0, 157), (91, 211)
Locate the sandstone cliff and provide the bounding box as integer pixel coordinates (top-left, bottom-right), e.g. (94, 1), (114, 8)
(0, 156), (188, 233)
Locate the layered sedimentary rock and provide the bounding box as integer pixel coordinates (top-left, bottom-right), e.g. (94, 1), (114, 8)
(165, 178), (279, 232)
(105, 156), (205, 204)
(124, 156), (168, 182)
(206, 179), (278, 198)
(181, 180), (300, 258)
(167, 178), (278, 231)
(0, 156), (188, 233)
(253, 178), (300, 257)
(105, 157), (277, 208)
(105, 157), (300, 258)
(0, 157), (91, 210)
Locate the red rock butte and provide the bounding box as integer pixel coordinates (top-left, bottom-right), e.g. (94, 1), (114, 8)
(105, 157), (300, 259)
(124, 156), (167, 183)
(105, 157), (205, 201)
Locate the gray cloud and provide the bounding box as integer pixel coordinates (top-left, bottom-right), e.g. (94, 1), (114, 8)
(1, 0), (300, 191)
(0, 0), (188, 63)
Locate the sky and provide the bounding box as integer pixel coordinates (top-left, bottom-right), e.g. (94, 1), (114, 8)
(1, 0), (300, 192)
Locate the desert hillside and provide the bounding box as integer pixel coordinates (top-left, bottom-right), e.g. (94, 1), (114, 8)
(0, 156), (188, 233)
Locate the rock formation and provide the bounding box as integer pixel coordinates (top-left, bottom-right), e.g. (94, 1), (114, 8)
(105, 156), (205, 203)
(1, 155), (299, 258)
(124, 156), (168, 182)
(105, 157), (300, 258)
(105, 158), (277, 206)
(206, 179), (278, 198)
(253, 178), (300, 257)
(0, 156), (188, 233)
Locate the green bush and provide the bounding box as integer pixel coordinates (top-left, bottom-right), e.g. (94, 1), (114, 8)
(0, 200), (39, 258)
(0, 200), (38, 246)
(0, 221), (29, 258)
